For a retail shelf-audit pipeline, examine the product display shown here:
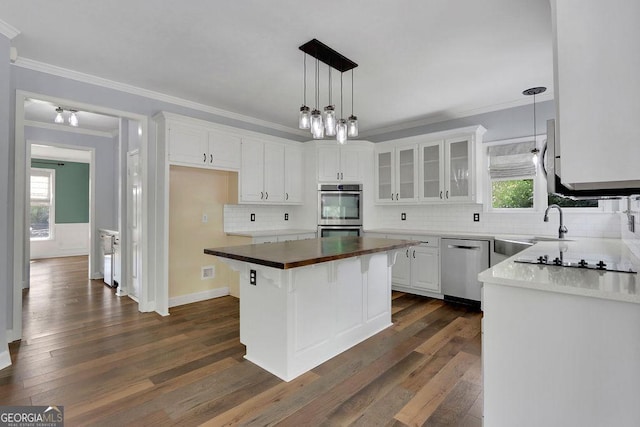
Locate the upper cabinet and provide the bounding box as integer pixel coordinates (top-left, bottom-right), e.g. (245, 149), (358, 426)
(375, 126), (486, 205)
(551, 0), (640, 189)
(375, 145), (417, 203)
(317, 144), (367, 182)
(240, 138), (304, 205)
(162, 115), (241, 171)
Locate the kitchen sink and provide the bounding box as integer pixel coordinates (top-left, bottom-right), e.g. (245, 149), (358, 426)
(494, 236), (571, 257)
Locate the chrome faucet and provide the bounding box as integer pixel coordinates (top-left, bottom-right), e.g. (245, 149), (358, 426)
(544, 204), (568, 239)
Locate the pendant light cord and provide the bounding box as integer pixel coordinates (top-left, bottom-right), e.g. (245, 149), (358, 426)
(303, 54), (306, 106)
(533, 92), (537, 143)
(351, 69), (354, 115)
(328, 67), (332, 105)
(340, 72), (344, 118)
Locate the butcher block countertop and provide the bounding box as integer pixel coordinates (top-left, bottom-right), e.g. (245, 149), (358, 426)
(204, 236), (417, 270)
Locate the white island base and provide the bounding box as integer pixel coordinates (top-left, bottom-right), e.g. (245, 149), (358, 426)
(222, 252), (394, 381)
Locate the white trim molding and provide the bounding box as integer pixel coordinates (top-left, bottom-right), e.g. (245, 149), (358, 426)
(168, 287), (230, 308)
(0, 19), (20, 39)
(24, 119), (115, 139)
(14, 57), (309, 139)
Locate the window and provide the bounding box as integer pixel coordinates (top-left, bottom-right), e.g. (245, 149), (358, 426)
(548, 194), (599, 208)
(487, 139), (538, 210)
(30, 168), (55, 240)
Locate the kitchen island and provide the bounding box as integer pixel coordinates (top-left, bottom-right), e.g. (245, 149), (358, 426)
(205, 236), (415, 381)
(479, 238), (640, 427)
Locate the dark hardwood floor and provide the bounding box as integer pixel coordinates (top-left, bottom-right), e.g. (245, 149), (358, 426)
(1, 256), (482, 426)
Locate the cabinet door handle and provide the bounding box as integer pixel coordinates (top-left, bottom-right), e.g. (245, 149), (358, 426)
(286, 193), (289, 200)
(203, 153), (207, 163)
(210, 154), (213, 163)
(337, 172), (340, 180)
(413, 250), (416, 258)
(406, 249), (409, 257)
(440, 190), (443, 199)
(341, 172), (343, 180)
(261, 191), (264, 199)
(265, 192), (268, 200)
(396, 193), (399, 201)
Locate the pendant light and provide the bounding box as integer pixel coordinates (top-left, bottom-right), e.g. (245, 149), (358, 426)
(54, 107), (64, 124)
(523, 87), (545, 166)
(323, 67), (336, 136)
(311, 58), (324, 139)
(336, 72), (347, 144)
(299, 54), (310, 129)
(298, 39), (358, 142)
(347, 69), (358, 137)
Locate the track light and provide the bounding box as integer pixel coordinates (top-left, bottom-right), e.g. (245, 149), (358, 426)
(53, 106), (80, 127)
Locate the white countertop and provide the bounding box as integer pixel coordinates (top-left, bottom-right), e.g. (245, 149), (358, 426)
(479, 238), (640, 304)
(365, 228), (497, 240)
(99, 228), (119, 235)
(226, 229), (317, 238)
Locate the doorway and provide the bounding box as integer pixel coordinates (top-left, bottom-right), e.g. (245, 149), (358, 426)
(11, 90), (153, 342)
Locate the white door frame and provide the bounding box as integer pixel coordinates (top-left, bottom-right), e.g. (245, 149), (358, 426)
(12, 90), (156, 342)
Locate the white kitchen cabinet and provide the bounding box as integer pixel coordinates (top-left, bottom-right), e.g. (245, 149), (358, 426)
(284, 144), (304, 204)
(375, 126), (485, 205)
(240, 138), (286, 204)
(375, 146), (417, 203)
(551, 0), (640, 189)
(166, 120), (241, 171)
(317, 144), (365, 182)
(388, 234), (441, 297)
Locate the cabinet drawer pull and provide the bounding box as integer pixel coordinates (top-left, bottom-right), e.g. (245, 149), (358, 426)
(260, 191), (264, 199)
(265, 192), (268, 199)
(210, 154), (213, 163)
(440, 191), (443, 199)
(203, 153), (207, 163)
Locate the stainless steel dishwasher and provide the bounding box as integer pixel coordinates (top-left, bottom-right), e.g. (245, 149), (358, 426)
(441, 238), (490, 306)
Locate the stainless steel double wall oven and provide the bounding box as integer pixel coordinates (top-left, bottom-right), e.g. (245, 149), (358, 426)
(317, 184), (363, 237)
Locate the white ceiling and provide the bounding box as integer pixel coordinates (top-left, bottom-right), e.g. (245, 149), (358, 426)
(1, 0), (554, 138)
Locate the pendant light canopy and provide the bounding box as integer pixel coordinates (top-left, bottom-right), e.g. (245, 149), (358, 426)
(298, 39), (359, 144)
(523, 86), (545, 166)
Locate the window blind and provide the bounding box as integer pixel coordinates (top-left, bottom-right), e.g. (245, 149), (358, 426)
(488, 141), (536, 179)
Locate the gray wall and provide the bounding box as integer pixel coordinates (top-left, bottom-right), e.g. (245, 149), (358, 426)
(1, 34), (10, 365)
(367, 100), (555, 143)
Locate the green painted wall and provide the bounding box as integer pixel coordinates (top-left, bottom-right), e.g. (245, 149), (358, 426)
(31, 159), (89, 223)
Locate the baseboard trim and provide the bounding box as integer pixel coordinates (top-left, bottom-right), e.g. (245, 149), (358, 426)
(30, 250), (90, 260)
(91, 272), (104, 280)
(0, 349), (11, 371)
(169, 287), (230, 308)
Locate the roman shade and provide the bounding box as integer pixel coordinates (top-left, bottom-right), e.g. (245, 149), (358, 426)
(488, 141), (536, 179)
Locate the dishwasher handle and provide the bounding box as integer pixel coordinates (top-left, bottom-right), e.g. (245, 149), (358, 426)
(447, 244), (481, 251)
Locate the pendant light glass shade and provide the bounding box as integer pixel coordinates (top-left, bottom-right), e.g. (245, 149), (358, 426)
(347, 115), (358, 137)
(311, 109), (324, 139)
(299, 105), (311, 129)
(336, 119), (347, 144)
(69, 110), (79, 127)
(324, 105), (336, 136)
(54, 107), (64, 124)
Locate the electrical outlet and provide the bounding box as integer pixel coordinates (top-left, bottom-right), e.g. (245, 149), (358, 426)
(473, 213), (480, 222)
(249, 269), (257, 285)
(284, 213), (289, 221)
(401, 213), (407, 221)
(250, 213), (255, 222)
(202, 213), (208, 223)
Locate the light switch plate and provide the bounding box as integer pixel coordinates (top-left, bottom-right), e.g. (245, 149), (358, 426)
(250, 213), (255, 222)
(473, 213), (480, 222)
(284, 213), (289, 221)
(401, 213), (406, 221)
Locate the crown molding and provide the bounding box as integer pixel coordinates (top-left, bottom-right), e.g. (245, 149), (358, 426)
(0, 19), (20, 39)
(24, 119), (116, 139)
(14, 57), (309, 139)
(359, 91), (554, 140)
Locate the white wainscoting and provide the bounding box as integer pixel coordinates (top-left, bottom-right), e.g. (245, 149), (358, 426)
(30, 223), (90, 259)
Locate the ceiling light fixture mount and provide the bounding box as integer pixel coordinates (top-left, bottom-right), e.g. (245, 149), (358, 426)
(298, 39), (358, 144)
(53, 106), (80, 127)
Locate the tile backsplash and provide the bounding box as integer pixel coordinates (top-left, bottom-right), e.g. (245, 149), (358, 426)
(376, 203), (622, 238)
(224, 205), (307, 232)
